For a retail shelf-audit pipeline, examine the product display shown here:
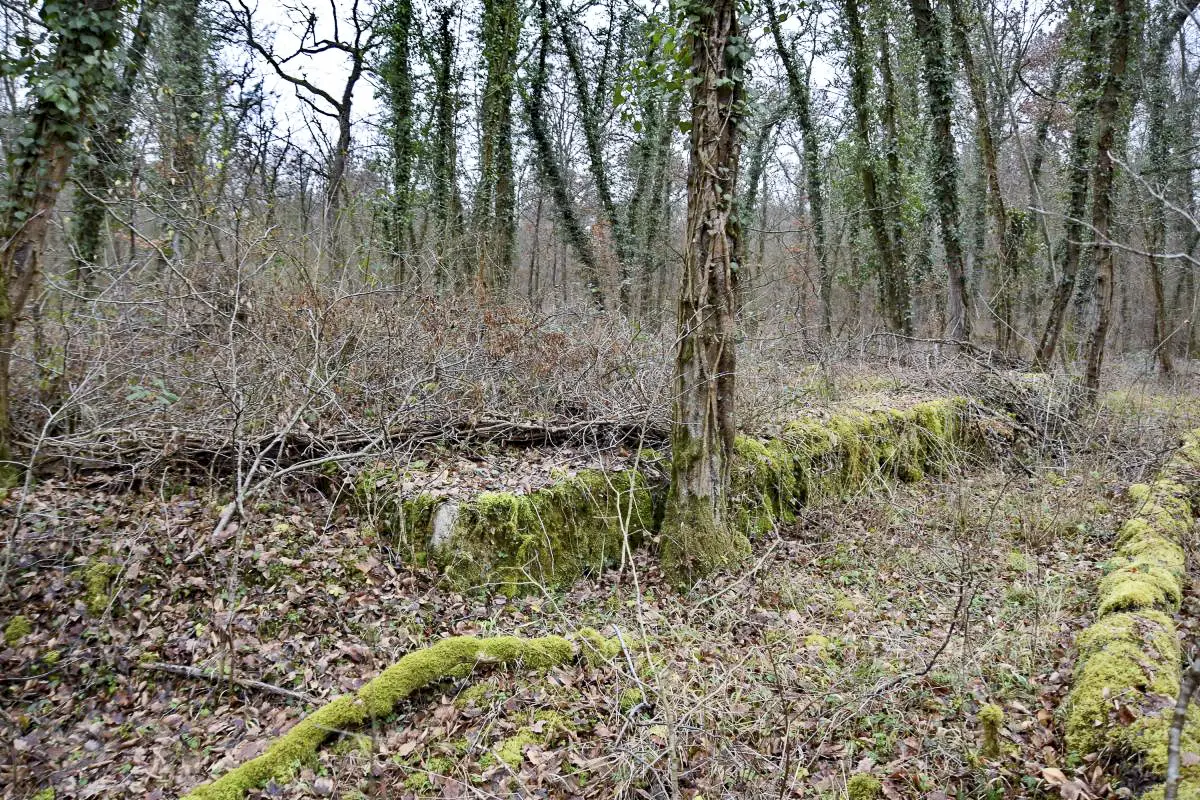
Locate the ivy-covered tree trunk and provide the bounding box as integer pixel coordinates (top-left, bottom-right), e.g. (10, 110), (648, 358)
(908, 0), (971, 342)
(628, 27), (680, 320)
(875, 8), (912, 334)
(842, 0), (908, 334)
(1139, 0), (1198, 374)
(0, 0), (127, 468)
(660, 0), (750, 586)
(558, 7), (636, 310)
(1174, 34), (1199, 357)
(382, 0), (415, 285)
(765, 0), (830, 340)
(948, 2), (1014, 351)
(161, 0), (210, 266)
(70, 0), (156, 286)
(430, 6), (464, 291)
(525, 0), (604, 307)
(1034, 4), (1106, 371)
(1083, 0), (1139, 393)
(474, 0), (521, 296)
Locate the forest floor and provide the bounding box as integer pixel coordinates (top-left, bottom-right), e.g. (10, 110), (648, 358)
(2, 368), (1198, 800)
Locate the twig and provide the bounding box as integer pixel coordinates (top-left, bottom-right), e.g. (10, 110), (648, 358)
(138, 661), (315, 704)
(1166, 656), (1200, 800)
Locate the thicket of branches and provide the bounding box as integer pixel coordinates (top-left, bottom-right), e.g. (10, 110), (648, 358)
(0, 0), (1197, 475)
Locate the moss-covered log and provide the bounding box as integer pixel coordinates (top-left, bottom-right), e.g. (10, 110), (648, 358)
(182, 633), (592, 800)
(1065, 430), (1200, 792)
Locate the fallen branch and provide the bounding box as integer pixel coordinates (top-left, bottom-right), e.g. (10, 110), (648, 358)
(138, 661), (315, 704)
(28, 414), (670, 478)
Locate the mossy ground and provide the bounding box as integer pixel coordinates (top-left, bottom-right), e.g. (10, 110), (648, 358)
(163, 464), (1114, 798)
(2, 380), (1195, 800)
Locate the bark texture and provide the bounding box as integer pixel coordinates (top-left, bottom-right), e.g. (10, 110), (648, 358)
(661, 0), (751, 586)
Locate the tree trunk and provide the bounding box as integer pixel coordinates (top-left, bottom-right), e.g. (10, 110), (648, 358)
(948, 1), (1014, 351)
(765, 0), (830, 341)
(558, 7), (635, 310)
(474, 0), (521, 296)
(908, 0), (971, 342)
(70, 0), (156, 287)
(876, 12), (912, 334)
(660, 0), (750, 586)
(1034, 6), (1107, 370)
(162, 0), (209, 268)
(431, 7), (463, 291)
(0, 0), (127, 467)
(1083, 0), (1137, 394)
(1138, 0), (1198, 374)
(842, 0), (908, 334)
(383, 0), (416, 284)
(525, 0), (604, 308)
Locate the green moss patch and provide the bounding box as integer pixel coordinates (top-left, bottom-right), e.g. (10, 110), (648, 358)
(444, 469), (656, 593)
(777, 397), (970, 507)
(4, 614), (32, 646)
(847, 773), (882, 799)
(83, 560), (120, 616)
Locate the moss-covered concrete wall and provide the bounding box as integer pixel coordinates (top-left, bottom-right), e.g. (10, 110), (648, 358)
(360, 468), (657, 594)
(356, 398), (979, 594)
(1064, 430), (1200, 797)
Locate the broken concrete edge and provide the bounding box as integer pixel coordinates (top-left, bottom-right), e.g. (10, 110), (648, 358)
(180, 630), (617, 800)
(1064, 429), (1200, 793)
(353, 397), (985, 594)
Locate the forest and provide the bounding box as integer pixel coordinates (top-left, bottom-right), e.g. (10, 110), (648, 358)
(1, 0), (1200, 797)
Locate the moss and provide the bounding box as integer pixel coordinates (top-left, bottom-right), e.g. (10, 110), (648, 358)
(619, 687), (645, 713)
(1062, 427), (1200, 794)
(41, 649), (61, 666)
(433, 469), (655, 594)
(1006, 551), (1031, 572)
(660, 493), (751, 587)
(731, 435), (799, 537)
(804, 633), (833, 650)
(329, 733), (373, 756)
(403, 754), (456, 791)
(720, 400), (964, 537)
(491, 730), (536, 770)
(32, 790), (55, 800)
(847, 773), (882, 800)
(483, 712), (573, 771)
(4, 615), (32, 646)
(574, 627), (621, 666)
(182, 633), (578, 800)
(1097, 553), (1184, 615)
(453, 680), (495, 709)
(778, 398), (967, 505)
(1065, 610), (1197, 772)
(1143, 781), (1200, 800)
(979, 704), (1004, 758)
(83, 561), (119, 616)
(351, 466), (443, 553)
